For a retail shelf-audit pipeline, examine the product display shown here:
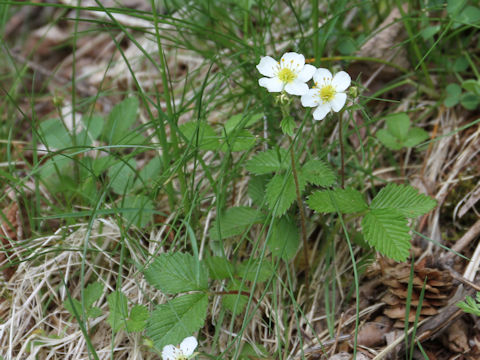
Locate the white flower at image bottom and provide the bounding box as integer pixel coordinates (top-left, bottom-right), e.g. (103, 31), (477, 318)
(301, 68), (351, 120)
(257, 52), (316, 96)
(162, 336), (198, 360)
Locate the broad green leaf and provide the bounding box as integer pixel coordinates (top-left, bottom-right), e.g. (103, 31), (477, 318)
(39, 118), (92, 149)
(301, 159), (336, 186)
(377, 129), (403, 150)
(307, 187), (368, 214)
(107, 291), (129, 332)
(132, 157), (163, 191)
(204, 256), (235, 280)
(209, 206), (265, 240)
(107, 159), (137, 195)
(385, 113), (410, 141)
(121, 194), (154, 228)
(126, 305), (149, 332)
(220, 129), (256, 152)
(103, 97), (139, 144)
(247, 175), (269, 206)
(268, 216), (299, 260)
(179, 121), (220, 151)
(403, 128), (429, 148)
(245, 149), (289, 175)
(420, 25), (440, 40)
(280, 116), (295, 136)
(266, 172), (306, 217)
(147, 293), (208, 350)
(457, 6), (480, 25)
(446, 83), (462, 97)
(39, 156), (73, 188)
(444, 95), (459, 108)
(447, 0), (466, 17)
(83, 282), (104, 309)
(144, 252), (208, 294)
(361, 209), (411, 261)
(224, 112), (263, 133)
(461, 79), (480, 96)
(221, 279), (248, 315)
(237, 258), (273, 283)
(370, 183), (437, 218)
(460, 92), (479, 110)
(453, 57), (469, 72)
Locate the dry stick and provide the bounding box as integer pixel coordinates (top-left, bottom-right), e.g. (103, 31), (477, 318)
(289, 136), (310, 294)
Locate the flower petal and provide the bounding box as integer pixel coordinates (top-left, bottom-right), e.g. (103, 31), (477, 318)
(313, 103), (331, 121)
(162, 345), (179, 360)
(285, 80), (309, 96)
(330, 92), (347, 112)
(332, 71), (351, 92)
(280, 52), (305, 70)
(301, 89), (320, 107)
(297, 64), (316, 82)
(256, 56), (279, 77)
(313, 68), (333, 86)
(259, 77), (284, 92)
(180, 336), (198, 356)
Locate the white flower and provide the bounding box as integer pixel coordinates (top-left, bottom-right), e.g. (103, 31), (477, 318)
(162, 336), (198, 360)
(257, 52), (316, 96)
(301, 68), (351, 120)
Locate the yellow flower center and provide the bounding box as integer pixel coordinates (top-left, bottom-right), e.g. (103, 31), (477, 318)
(277, 68), (296, 83)
(319, 84), (336, 103)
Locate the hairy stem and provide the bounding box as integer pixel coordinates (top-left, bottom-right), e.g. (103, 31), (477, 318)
(289, 135), (310, 294)
(338, 111), (345, 189)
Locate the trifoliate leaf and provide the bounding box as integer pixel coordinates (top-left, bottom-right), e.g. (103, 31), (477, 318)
(179, 121), (220, 151)
(268, 216), (299, 260)
(361, 208), (411, 261)
(245, 148), (289, 175)
(221, 279), (248, 315)
(204, 256), (235, 280)
(146, 292), (208, 351)
(237, 258), (274, 283)
(143, 252), (208, 294)
(64, 282), (104, 319)
(370, 183), (437, 218)
(103, 97), (139, 144)
(301, 159), (336, 186)
(266, 172), (306, 217)
(209, 206), (265, 240)
(107, 291), (129, 332)
(307, 187), (368, 214)
(126, 305), (149, 332)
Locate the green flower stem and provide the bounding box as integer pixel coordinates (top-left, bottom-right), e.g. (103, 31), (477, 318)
(338, 110), (345, 189)
(288, 135), (310, 294)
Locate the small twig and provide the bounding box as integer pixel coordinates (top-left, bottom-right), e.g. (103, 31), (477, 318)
(289, 135), (310, 294)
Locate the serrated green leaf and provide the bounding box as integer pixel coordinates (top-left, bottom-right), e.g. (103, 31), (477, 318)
(248, 175), (269, 206)
(237, 258), (273, 283)
(377, 129), (403, 150)
(268, 216), (299, 260)
(385, 113), (410, 141)
(144, 252), (208, 294)
(403, 128), (429, 148)
(204, 256), (235, 280)
(147, 293), (208, 350)
(280, 116), (296, 136)
(209, 206), (265, 240)
(126, 305), (149, 332)
(245, 149), (289, 175)
(87, 307), (103, 318)
(219, 129), (256, 152)
(84, 282), (104, 308)
(107, 291), (128, 332)
(301, 159), (336, 186)
(103, 97), (139, 144)
(225, 113), (263, 133)
(222, 279), (248, 315)
(179, 121), (220, 151)
(370, 183), (437, 218)
(266, 172), (305, 217)
(361, 209), (411, 261)
(307, 187), (368, 214)
(107, 159), (137, 195)
(121, 194), (154, 228)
